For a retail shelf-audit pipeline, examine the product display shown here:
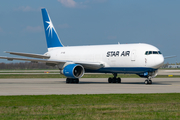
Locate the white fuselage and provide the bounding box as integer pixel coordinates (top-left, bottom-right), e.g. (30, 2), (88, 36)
(46, 43), (164, 74)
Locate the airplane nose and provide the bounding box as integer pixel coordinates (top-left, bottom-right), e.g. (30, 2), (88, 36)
(154, 55), (164, 68)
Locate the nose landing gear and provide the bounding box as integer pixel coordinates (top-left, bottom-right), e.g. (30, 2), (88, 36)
(108, 73), (121, 83)
(144, 76), (152, 85)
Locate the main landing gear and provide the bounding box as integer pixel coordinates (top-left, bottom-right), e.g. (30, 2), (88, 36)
(144, 77), (152, 85)
(66, 78), (79, 83)
(108, 73), (121, 83)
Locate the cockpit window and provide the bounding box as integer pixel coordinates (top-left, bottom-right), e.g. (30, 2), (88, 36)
(149, 51), (152, 54)
(158, 51), (162, 54)
(153, 51), (158, 54)
(145, 51), (162, 55)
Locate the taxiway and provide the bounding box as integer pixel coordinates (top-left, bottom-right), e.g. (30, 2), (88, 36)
(0, 78), (179, 95)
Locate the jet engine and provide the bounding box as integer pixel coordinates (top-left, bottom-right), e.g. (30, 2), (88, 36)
(60, 64), (84, 78)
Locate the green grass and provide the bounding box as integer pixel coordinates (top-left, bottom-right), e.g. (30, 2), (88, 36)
(0, 94), (180, 119)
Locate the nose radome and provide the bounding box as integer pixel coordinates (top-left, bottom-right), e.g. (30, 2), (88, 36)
(154, 55), (164, 68)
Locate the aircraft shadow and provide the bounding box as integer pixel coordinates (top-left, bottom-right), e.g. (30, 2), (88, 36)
(61, 81), (172, 85)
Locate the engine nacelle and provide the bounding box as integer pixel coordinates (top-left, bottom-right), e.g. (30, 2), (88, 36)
(61, 64), (84, 78)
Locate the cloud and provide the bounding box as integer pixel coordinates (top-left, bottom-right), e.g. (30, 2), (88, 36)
(58, 0), (87, 8)
(25, 26), (43, 32)
(80, 0), (107, 5)
(58, 0), (77, 8)
(58, 24), (70, 28)
(94, 0), (107, 3)
(15, 6), (39, 12)
(58, 0), (107, 8)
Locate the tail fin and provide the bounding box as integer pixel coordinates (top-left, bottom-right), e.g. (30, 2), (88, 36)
(41, 8), (63, 50)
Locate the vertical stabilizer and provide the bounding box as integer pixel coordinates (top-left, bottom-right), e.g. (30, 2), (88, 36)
(41, 8), (63, 50)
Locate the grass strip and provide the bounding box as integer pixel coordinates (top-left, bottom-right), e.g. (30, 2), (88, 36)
(0, 93), (180, 119)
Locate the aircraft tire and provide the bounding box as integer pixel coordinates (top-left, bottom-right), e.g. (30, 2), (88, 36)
(117, 77), (121, 83)
(144, 80), (148, 85)
(108, 78), (112, 83)
(112, 78), (117, 83)
(75, 79), (79, 83)
(66, 78), (70, 83)
(149, 80), (152, 84)
(72, 79), (76, 83)
(66, 78), (79, 84)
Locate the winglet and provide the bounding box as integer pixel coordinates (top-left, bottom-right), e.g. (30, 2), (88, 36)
(41, 8), (63, 50)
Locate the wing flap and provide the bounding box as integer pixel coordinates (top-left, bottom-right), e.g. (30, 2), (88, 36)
(5, 51), (50, 59)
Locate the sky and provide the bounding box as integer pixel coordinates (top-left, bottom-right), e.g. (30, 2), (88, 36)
(0, 0), (180, 63)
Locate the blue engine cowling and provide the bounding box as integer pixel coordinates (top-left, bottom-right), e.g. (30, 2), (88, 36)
(62, 64), (84, 78)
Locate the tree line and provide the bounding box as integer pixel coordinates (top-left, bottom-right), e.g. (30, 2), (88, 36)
(0, 62), (56, 70)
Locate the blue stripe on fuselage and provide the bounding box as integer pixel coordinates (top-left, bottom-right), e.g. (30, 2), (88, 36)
(85, 67), (157, 74)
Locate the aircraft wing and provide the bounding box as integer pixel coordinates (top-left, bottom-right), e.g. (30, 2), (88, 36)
(0, 56), (104, 70)
(164, 55), (177, 59)
(5, 51), (50, 59)
(0, 56), (60, 64)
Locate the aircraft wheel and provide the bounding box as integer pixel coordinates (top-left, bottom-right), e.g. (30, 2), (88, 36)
(108, 78), (112, 83)
(113, 78), (116, 83)
(75, 79), (79, 83)
(66, 78), (79, 84)
(149, 80), (152, 84)
(115, 78), (118, 83)
(117, 77), (121, 83)
(66, 78), (70, 83)
(72, 79), (79, 83)
(144, 80), (148, 85)
(72, 79), (75, 83)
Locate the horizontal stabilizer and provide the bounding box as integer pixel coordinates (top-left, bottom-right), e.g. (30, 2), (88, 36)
(5, 51), (50, 59)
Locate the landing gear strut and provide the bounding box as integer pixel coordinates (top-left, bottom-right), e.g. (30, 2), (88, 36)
(108, 73), (121, 83)
(144, 76), (152, 85)
(66, 78), (79, 83)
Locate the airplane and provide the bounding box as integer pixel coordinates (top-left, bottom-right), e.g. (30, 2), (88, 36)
(0, 8), (165, 84)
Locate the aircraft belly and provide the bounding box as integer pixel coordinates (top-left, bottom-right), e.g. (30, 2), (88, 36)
(85, 67), (157, 74)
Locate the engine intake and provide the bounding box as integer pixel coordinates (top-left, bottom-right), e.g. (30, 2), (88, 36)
(61, 64), (84, 78)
